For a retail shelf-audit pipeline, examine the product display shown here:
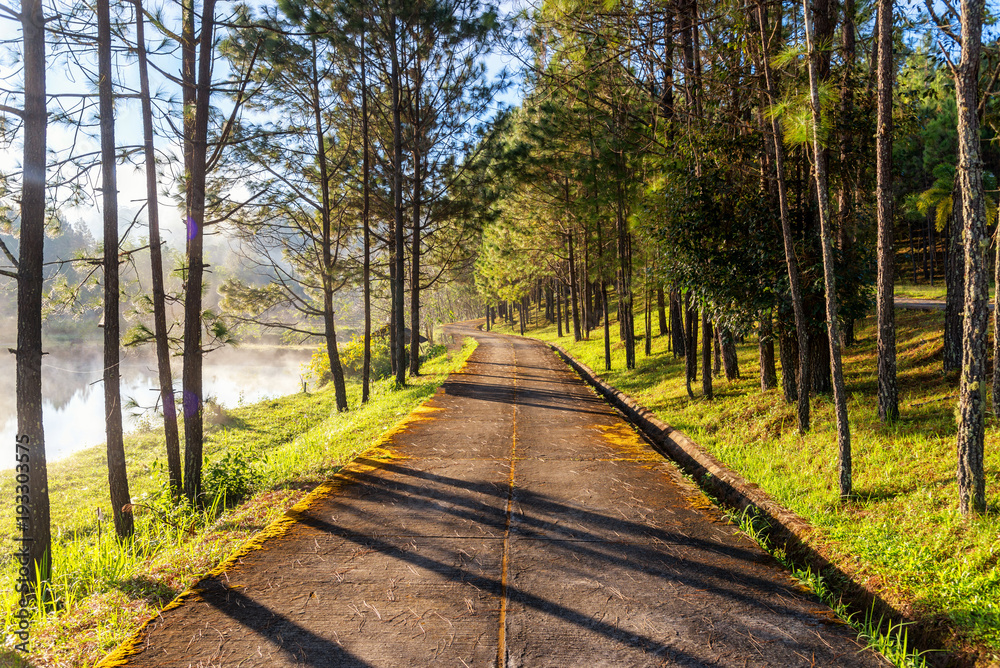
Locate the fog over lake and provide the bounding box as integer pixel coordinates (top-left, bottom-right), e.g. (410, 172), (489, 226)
(1, 344), (313, 468)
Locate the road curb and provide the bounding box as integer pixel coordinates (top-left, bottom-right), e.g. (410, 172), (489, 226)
(544, 340), (969, 668)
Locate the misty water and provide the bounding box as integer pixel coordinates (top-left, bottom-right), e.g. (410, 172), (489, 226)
(1, 344), (313, 469)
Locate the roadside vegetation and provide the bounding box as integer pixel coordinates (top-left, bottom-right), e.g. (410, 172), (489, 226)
(492, 304), (999, 663)
(0, 340), (475, 668)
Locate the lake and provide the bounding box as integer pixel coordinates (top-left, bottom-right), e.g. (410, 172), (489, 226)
(1, 343), (314, 468)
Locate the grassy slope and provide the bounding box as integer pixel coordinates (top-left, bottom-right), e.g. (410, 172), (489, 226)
(0, 340), (476, 668)
(499, 307), (999, 659)
(895, 281), (995, 302)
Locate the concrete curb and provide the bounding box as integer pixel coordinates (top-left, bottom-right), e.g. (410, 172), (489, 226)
(544, 341), (968, 668)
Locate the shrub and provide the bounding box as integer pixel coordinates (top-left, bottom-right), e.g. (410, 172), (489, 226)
(203, 445), (257, 505)
(304, 337), (448, 387)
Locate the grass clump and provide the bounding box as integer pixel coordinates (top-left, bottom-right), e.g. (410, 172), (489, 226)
(0, 338), (476, 668)
(498, 307), (999, 663)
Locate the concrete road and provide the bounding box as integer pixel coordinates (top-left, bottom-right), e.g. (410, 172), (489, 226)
(118, 325), (887, 667)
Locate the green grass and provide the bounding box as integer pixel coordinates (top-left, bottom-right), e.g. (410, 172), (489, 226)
(895, 280), (996, 302)
(0, 339), (476, 667)
(497, 308), (1000, 663)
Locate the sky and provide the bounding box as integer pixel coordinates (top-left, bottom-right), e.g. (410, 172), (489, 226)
(0, 0), (529, 253)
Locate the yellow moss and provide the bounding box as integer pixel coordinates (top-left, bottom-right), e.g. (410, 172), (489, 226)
(685, 493), (716, 511)
(595, 422), (662, 462)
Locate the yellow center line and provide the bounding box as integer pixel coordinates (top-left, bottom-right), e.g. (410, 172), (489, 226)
(497, 341), (517, 668)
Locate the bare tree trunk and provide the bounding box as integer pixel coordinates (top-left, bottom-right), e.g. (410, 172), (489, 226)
(312, 40), (347, 412)
(603, 278), (611, 370)
(409, 65), (423, 376)
(644, 261), (652, 356)
(135, 0), (181, 495)
(758, 0), (811, 432)
(945, 197), (965, 372)
(720, 327), (740, 380)
(564, 285), (570, 333)
(182, 0), (217, 504)
(713, 326), (721, 377)
(581, 231), (590, 338)
(556, 279), (563, 337)
(778, 321), (798, 402)
(670, 289), (685, 357)
(685, 295), (697, 399)
(702, 311), (713, 398)
(804, 0), (851, 497)
(596, 213), (611, 370)
(616, 185), (636, 369)
(568, 231), (582, 341)
(390, 15), (406, 387)
(839, 0), (857, 349)
(17, 0), (52, 588)
(759, 312), (778, 390)
(875, 0), (898, 422)
(657, 287), (667, 336)
(97, 0), (134, 538)
(361, 27), (372, 404)
(953, 0), (988, 516)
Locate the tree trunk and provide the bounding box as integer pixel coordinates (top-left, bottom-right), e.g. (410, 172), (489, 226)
(702, 311), (713, 398)
(810, 329), (832, 393)
(135, 0), (181, 495)
(98, 0), (134, 538)
(670, 289), (685, 357)
(616, 187), (636, 369)
(953, 0), (988, 516)
(758, 0), (811, 433)
(390, 16), (406, 387)
(875, 0), (898, 422)
(361, 27), (372, 404)
(759, 312), (777, 390)
(804, 0), (852, 497)
(312, 41), (347, 412)
(409, 67), (423, 376)
(838, 0), (857, 351)
(564, 285), (570, 333)
(927, 218), (937, 288)
(713, 325), (721, 377)
(17, 0), (52, 588)
(603, 278), (611, 370)
(720, 327), (740, 380)
(556, 280), (563, 337)
(945, 196), (965, 372)
(657, 287), (668, 336)
(993, 223), (1000, 413)
(581, 233), (590, 338)
(568, 231), (582, 341)
(182, 0), (216, 504)
(644, 274), (652, 357)
(777, 321), (798, 402)
(685, 295), (697, 399)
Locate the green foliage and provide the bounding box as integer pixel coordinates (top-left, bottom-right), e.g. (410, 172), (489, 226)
(204, 445), (258, 504)
(768, 80), (839, 148)
(305, 336), (448, 387)
(305, 335), (393, 385)
(340, 335), (394, 380)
